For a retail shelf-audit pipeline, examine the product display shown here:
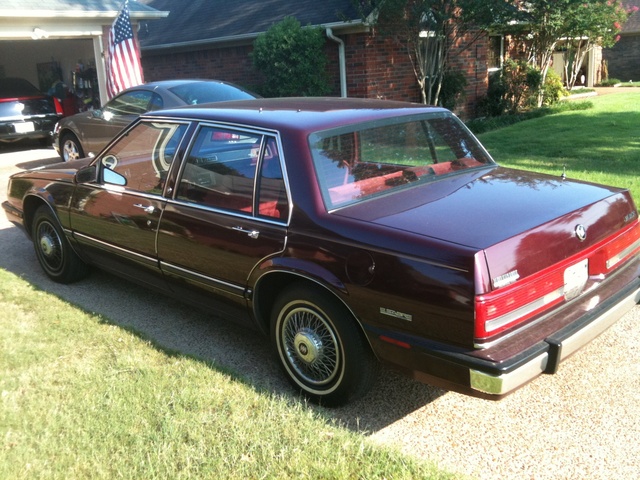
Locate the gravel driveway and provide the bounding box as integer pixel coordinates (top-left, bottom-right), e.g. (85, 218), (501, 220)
(1, 143), (639, 480)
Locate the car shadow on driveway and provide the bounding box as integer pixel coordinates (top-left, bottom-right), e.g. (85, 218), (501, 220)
(0, 208), (446, 436)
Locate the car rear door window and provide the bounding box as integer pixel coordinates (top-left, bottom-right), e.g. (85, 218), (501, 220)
(177, 126), (287, 220)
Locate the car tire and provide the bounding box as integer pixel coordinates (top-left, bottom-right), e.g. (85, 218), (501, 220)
(32, 205), (90, 283)
(60, 133), (84, 162)
(271, 285), (378, 406)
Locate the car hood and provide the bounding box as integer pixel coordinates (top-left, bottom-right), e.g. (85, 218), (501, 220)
(12, 157), (93, 183)
(333, 166), (638, 282)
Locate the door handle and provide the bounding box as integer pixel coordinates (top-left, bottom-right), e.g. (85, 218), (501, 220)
(232, 226), (260, 239)
(133, 204), (156, 214)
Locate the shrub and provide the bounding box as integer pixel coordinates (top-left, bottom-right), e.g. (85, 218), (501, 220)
(466, 100), (594, 134)
(252, 17), (331, 97)
(476, 70), (508, 117)
(436, 70), (467, 111)
(475, 60), (543, 117)
(542, 69), (568, 105)
(598, 78), (622, 87)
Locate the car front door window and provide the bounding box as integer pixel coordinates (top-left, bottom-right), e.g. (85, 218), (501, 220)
(101, 121), (188, 195)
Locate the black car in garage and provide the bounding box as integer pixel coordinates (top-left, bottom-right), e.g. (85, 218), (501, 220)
(0, 77), (63, 145)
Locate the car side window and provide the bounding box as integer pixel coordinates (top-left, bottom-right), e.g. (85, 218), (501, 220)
(100, 121), (188, 195)
(104, 90), (153, 116)
(256, 137), (288, 220)
(147, 92), (164, 111)
(176, 127), (289, 220)
(177, 126), (261, 214)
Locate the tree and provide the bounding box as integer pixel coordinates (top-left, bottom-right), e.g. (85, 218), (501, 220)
(561, 0), (636, 89)
(252, 17), (331, 97)
(509, 0), (636, 101)
(355, 0), (517, 105)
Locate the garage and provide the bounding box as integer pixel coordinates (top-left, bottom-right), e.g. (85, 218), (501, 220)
(0, 1), (166, 115)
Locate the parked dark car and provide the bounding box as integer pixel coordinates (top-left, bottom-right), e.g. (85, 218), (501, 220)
(4, 98), (640, 406)
(0, 77), (63, 145)
(52, 79), (258, 162)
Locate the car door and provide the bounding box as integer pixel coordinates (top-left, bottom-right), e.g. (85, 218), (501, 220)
(81, 89), (163, 155)
(157, 125), (289, 314)
(69, 119), (190, 289)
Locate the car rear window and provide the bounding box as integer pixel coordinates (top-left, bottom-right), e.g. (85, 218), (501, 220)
(0, 78), (42, 97)
(309, 112), (495, 210)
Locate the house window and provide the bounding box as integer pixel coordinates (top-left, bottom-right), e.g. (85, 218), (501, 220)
(488, 35), (503, 72)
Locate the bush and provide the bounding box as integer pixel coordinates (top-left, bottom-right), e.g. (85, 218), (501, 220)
(598, 78), (622, 87)
(466, 100), (593, 134)
(542, 69), (568, 105)
(251, 17), (331, 97)
(436, 70), (467, 111)
(476, 70), (508, 117)
(475, 60), (543, 117)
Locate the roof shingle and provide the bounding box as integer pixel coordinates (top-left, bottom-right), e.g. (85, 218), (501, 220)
(137, 0), (363, 49)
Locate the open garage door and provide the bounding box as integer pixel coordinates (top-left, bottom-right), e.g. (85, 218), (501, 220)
(0, 38), (102, 116)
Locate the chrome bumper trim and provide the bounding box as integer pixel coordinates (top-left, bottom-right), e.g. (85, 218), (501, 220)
(470, 285), (640, 395)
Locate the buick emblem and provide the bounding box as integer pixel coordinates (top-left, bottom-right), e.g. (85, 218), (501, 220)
(575, 224), (587, 241)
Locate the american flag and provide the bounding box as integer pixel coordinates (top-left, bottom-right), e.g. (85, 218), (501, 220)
(106, 0), (144, 98)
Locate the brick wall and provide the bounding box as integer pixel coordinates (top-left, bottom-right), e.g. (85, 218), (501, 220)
(141, 29), (489, 119)
(142, 45), (262, 91)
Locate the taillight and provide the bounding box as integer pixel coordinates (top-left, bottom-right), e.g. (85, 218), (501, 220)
(476, 221), (640, 342)
(53, 97), (64, 116)
(475, 266), (566, 340)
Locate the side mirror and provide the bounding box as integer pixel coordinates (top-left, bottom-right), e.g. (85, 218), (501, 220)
(75, 165), (96, 184)
(91, 109), (103, 119)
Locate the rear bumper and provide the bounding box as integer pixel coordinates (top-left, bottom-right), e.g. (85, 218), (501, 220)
(469, 282), (640, 395)
(368, 256), (640, 398)
(0, 118), (57, 143)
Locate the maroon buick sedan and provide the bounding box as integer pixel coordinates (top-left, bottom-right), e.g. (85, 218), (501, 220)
(3, 98), (639, 406)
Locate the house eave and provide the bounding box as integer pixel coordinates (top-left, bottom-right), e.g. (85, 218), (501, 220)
(0, 10), (168, 20)
(141, 19), (369, 53)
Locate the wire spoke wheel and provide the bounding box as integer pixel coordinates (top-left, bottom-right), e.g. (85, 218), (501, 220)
(271, 285), (378, 406)
(281, 306), (340, 387)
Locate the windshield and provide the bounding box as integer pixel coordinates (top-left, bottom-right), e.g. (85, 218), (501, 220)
(309, 112), (495, 210)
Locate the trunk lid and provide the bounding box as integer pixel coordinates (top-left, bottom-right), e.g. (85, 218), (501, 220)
(334, 167), (638, 288)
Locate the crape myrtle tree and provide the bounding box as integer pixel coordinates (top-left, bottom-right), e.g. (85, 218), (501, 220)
(509, 0), (636, 103)
(354, 0), (518, 106)
(561, 0), (637, 89)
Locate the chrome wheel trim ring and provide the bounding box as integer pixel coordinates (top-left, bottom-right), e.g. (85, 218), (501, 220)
(279, 305), (341, 388)
(36, 220), (64, 273)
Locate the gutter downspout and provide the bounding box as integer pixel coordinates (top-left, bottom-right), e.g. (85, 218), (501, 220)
(326, 27), (347, 97)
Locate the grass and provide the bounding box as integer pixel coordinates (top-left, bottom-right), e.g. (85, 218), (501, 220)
(0, 269), (453, 479)
(477, 92), (640, 203)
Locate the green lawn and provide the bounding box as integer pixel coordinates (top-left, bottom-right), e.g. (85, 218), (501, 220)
(478, 92), (640, 204)
(0, 269), (454, 480)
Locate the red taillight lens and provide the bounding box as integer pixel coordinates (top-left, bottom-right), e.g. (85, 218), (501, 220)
(475, 267), (566, 340)
(53, 97), (64, 116)
(476, 221), (640, 342)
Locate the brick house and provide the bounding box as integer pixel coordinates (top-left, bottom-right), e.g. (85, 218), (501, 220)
(138, 0), (497, 119)
(603, 0), (640, 82)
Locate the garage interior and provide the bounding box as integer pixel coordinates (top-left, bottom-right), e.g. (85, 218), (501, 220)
(0, 4), (166, 115)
